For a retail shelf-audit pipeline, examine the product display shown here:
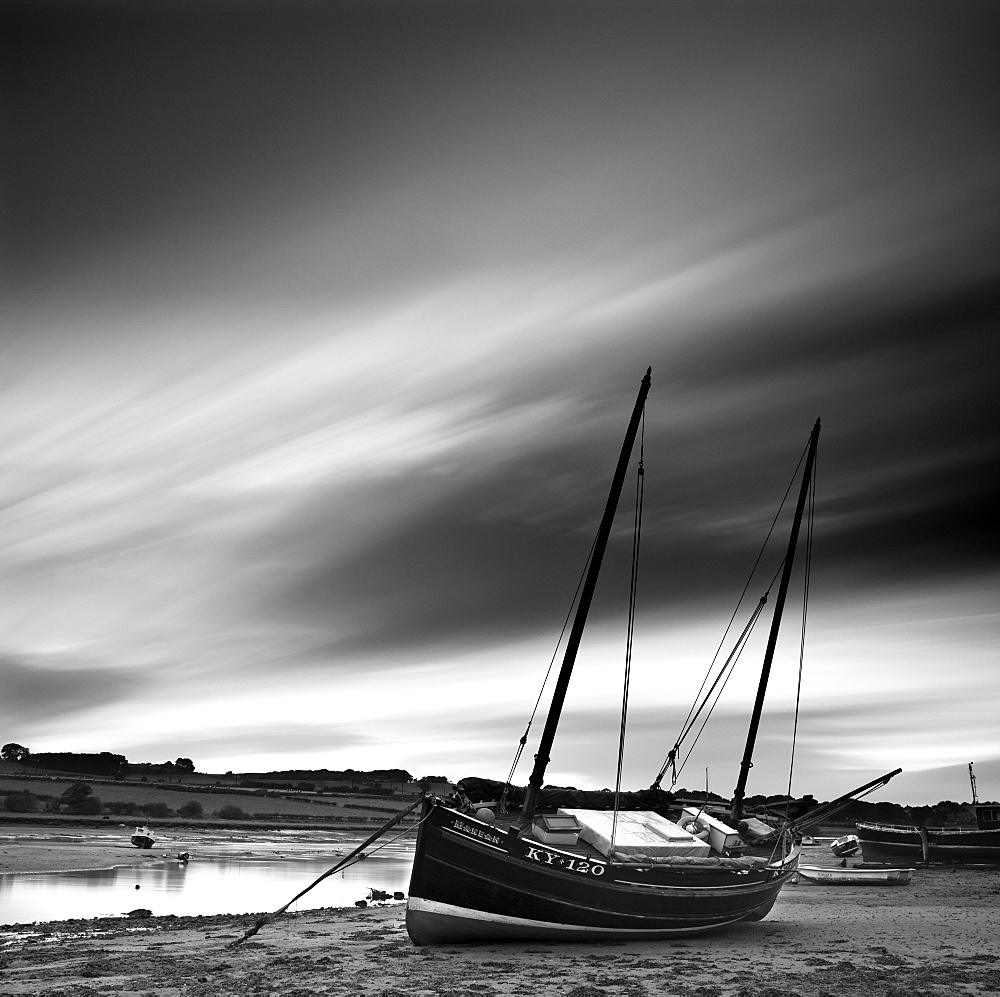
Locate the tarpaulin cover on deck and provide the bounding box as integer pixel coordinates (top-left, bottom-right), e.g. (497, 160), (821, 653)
(559, 809), (711, 858)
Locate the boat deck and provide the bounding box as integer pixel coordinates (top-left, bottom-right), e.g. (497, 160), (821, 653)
(459, 805), (787, 865)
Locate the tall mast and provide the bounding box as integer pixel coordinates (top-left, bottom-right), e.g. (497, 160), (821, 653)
(730, 418), (821, 824)
(518, 367), (652, 829)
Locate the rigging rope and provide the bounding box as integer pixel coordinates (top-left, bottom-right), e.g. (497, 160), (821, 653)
(783, 447), (817, 805)
(653, 432), (815, 792)
(227, 795), (426, 948)
(611, 415), (645, 853)
(656, 590), (770, 788)
(498, 532), (599, 814)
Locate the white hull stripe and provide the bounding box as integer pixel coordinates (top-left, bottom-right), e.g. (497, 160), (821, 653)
(441, 826), (510, 853)
(406, 897), (746, 936)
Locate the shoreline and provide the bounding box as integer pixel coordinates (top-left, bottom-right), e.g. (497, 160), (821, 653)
(3, 867), (999, 997)
(2, 824), (999, 996)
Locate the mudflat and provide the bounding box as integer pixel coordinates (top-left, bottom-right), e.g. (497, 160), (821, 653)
(0, 820), (363, 876)
(2, 834), (998, 997)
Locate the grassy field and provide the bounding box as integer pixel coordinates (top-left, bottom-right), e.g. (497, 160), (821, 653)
(0, 769), (420, 830)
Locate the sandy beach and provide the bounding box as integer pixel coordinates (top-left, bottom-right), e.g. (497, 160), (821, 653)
(1, 825), (998, 996)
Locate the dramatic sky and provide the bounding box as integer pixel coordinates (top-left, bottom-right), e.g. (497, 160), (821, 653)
(3, 1), (998, 806)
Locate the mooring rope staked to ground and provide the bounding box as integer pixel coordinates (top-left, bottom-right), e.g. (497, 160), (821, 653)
(228, 794), (425, 948)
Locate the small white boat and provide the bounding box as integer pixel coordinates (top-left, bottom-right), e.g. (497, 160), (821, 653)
(796, 864), (913, 885)
(130, 825), (155, 849)
(830, 833), (859, 857)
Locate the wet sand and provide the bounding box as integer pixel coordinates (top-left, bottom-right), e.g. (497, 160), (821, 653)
(0, 821), (361, 876)
(1, 825), (998, 996)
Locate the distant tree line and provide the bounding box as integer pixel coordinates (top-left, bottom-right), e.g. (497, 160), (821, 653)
(241, 768), (413, 786)
(26, 751), (129, 779)
(2, 749), (420, 790)
(1, 745), (196, 780)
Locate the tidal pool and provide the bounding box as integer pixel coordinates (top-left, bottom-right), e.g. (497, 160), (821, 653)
(0, 831), (414, 925)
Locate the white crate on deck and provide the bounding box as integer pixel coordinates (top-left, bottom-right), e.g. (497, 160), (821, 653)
(558, 808), (711, 858)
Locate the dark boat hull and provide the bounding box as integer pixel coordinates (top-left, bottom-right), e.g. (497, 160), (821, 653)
(405, 801), (798, 944)
(857, 822), (1000, 865)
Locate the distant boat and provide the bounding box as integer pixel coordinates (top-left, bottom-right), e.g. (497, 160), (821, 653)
(857, 809), (1000, 865)
(404, 372), (900, 946)
(830, 834), (859, 857)
(800, 835), (819, 846)
(796, 865), (913, 885)
(857, 764), (1000, 865)
(130, 826), (155, 849)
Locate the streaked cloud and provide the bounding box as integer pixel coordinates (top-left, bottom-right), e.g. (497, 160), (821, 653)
(2, 0), (998, 803)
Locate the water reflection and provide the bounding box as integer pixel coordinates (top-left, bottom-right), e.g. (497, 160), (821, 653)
(0, 847), (414, 925)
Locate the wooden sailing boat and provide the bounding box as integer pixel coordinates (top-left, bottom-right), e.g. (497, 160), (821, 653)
(405, 368), (826, 944)
(856, 763), (1000, 865)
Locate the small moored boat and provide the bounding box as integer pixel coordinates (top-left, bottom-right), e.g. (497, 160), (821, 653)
(830, 834), (859, 857)
(130, 825), (155, 849)
(796, 864), (913, 885)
